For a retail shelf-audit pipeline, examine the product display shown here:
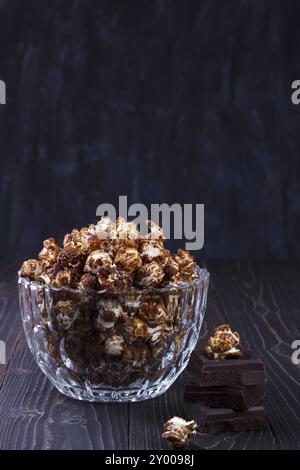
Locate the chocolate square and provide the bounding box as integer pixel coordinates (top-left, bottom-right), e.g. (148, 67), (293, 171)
(184, 381), (265, 411)
(196, 405), (268, 433)
(189, 350), (267, 387)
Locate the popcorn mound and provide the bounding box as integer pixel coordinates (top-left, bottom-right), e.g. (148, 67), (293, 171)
(19, 217), (205, 389)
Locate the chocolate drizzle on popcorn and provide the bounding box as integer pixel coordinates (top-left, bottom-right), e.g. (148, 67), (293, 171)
(162, 416), (198, 448)
(204, 324), (243, 360)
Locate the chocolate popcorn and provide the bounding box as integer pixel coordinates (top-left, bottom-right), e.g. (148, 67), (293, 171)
(38, 238), (61, 269)
(140, 241), (166, 263)
(98, 269), (133, 292)
(162, 416), (198, 448)
(51, 269), (75, 288)
(20, 259), (42, 280)
(115, 246), (142, 272)
(123, 317), (150, 344)
(95, 298), (123, 333)
(79, 273), (99, 291)
(135, 262), (165, 288)
(84, 250), (115, 276)
(57, 246), (85, 270)
(19, 216), (201, 388)
(204, 324), (242, 360)
(104, 335), (125, 357)
(53, 299), (79, 330)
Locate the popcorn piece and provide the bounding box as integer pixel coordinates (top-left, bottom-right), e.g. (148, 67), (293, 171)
(135, 262), (165, 288)
(95, 298), (123, 332)
(53, 299), (79, 330)
(115, 247), (142, 272)
(104, 335), (125, 357)
(79, 273), (99, 291)
(84, 250), (115, 276)
(57, 246), (85, 270)
(96, 216), (116, 240)
(175, 249), (196, 277)
(79, 225), (103, 254)
(20, 259), (42, 280)
(138, 301), (170, 325)
(204, 324), (242, 360)
(140, 241), (167, 264)
(98, 269), (133, 292)
(162, 416), (198, 448)
(51, 269), (74, 288)
(163, 256), (179, 278)
(38, 238), (61, 269)
(123, 317), (150, 343)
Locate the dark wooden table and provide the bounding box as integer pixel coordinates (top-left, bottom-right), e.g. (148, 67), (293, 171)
(0, 260), (299, 450)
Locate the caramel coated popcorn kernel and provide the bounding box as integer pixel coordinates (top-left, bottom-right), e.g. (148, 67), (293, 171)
(53, 300), (79, 330)
(84, 250), (115, 276)
(135, 262), (165, 288)
(104, 335), (125, 357)
(115, 247), (142, 272)
(38, 238), (61, 269)
(204, 324), (242, 360)
(20, 259), (42, 280)
(162, 416), (198, 448)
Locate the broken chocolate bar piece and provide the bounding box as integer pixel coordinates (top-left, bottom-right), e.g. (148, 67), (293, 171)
(184, 382), (265, 411)
(196, 405), (268, 433)
(189, 350), (267, 387)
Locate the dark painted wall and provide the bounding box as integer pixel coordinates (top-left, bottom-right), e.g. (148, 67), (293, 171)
(0, 0), (299, 263)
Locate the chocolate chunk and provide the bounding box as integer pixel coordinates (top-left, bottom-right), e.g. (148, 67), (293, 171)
(195, 405), (268, 433)
(184, 382), (265, 411)
(189, 350), (267, 386)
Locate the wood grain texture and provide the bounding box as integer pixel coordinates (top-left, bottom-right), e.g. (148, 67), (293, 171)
(206, 260), (300, 450)
(0, 337), (129, 450)
(0, 264), (21, 385)
(0, 261), (299, 449)
(0, 0), (300, 262)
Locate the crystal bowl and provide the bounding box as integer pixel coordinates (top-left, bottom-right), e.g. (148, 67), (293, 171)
(18, 266), (209, 402)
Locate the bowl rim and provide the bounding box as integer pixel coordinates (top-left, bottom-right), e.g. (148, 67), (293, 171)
(18, 265), (210, 295)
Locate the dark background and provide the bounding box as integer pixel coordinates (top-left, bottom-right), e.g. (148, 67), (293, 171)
(0, 0), (299, 264)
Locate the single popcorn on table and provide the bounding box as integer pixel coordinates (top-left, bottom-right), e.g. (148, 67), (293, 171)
(162, 416), (198, 448)
(204, 324), (242, 360)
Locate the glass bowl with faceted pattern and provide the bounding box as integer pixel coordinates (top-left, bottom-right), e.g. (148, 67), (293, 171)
(18, 266), (209, 402)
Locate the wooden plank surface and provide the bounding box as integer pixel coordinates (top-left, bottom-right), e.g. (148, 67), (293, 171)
(0, 261), (299, 449)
